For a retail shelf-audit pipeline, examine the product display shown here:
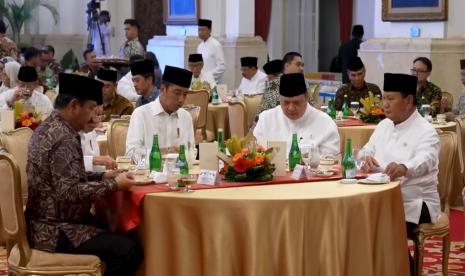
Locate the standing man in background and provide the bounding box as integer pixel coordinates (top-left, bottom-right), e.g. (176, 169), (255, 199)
(338, 25), (364, 84)
(120, 19), (144, 59)
(197, 19), (225, 84)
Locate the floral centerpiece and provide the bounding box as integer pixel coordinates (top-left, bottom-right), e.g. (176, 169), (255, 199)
(190, 79), (211, 91)
(359, 91), (385, 124)
(221, 134), (275, 182)
(15, 111), (42, 130)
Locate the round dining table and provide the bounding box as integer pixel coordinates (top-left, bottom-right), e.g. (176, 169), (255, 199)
(138, 181), (409, 276)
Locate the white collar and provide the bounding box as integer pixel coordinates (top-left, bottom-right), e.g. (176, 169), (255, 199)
(391, 110), (420, 131)
(149, 98), (178, 117)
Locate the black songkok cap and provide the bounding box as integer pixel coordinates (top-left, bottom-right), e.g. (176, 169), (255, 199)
(347, 56), (364, 71)
(383, 73), (417, 96)
(352, 25), (364, 37)
(59, 73), (103, 105)
(130, 59), (154, 76)
(17, 66), (37, 82)
(241, 57), (258, 68)
(198, 19), (212, 28)
(97, 68), (117, 82)
(263, 59), (283, 75)
(188, 54), (203, 63)
(460, 59), (465, 70)
(163, 65), (193, 88)
(279, 73), (307, 97)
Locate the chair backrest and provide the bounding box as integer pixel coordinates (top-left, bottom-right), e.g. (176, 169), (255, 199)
(44, 90), (57, 104)
(455, 117), (465, 174)
(107, 119), (129, 159)
(0, 127), (33, 202)
(437, 131), (457, 214)
(308, 83), (320, 106)
(228, 101), (247, 138)
(183, 105), (201, 131)
(243, 94), (263, 129)
(0, 153), (31, 265)
(440, 91), (454, 113)
(185, 90), (209, 129)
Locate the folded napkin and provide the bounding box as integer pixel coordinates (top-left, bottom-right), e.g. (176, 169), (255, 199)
(364, 173), (390, 183)
(150, 171), (167, 183)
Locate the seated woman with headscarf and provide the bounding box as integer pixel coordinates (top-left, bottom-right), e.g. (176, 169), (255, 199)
(0, 59), (20, 93)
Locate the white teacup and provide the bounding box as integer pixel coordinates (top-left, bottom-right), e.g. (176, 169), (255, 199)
(436, 114), (446, 124)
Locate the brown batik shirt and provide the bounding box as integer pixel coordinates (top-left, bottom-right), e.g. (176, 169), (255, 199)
(25, 111), (118, 252)
(103, 93), (134, 122)
(335, 82), (382, 110)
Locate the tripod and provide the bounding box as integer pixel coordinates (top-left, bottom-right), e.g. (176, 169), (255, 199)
(86, 1), (106, 55)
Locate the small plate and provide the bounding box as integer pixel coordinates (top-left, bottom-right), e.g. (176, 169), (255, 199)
(133, 174), (153, 185)
(357, 179), (389, 185)
(312, 169), (336, 177)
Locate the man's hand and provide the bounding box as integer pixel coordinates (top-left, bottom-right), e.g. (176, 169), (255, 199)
(114, 172), (143, 191)
(93, 155), (117, 170)
(384, 162), (408, 180)
(362, 155), (380, 172)
(103, 169), (122, 180)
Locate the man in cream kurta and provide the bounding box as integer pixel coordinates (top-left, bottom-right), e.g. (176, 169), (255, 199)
(237, 56), (267, 96)
(197, 19), (225, 83)
(188, 53), (216, 90)
(254, 73), (340, 156)
(361, 73), (441, 228)
(126, 65), (195, 160)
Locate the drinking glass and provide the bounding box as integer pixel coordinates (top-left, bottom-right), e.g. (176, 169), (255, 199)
(350, 102), (360, 118)
(166, 158), (180, 190)
(300, 145), (311, 172)
(131, 146), (147, 172)
(352, 148), (365, 173)
(420, 104), (431, 117)
(309, 146), (321, 171)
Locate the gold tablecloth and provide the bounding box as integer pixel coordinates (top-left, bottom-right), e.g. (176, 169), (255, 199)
(139, 181), (409, 276)
(205, 103), (229, 141)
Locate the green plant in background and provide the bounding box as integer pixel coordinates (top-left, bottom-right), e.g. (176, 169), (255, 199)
(0, 0), (59, 44)
(60, 49), (79, 72)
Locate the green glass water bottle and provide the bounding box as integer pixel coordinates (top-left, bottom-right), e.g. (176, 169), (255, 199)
(327, 98), (336, 119)
(211, 86), (219, 105)
(342, 94), (350, 116)
(149, 134), (162, 172)
(178, 144), (189, 175)
(288, 133), (301, 171)
(342, 139), (356, 179)
(217, 128), (226, 154)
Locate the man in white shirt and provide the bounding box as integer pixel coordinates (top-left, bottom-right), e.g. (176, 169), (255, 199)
(361, 73), (441, 244)
(116, 55), (145, 102)
(131, 59), (160, 108)
(188, 53), (216, 90)
(197, 19), (225, 83)
(254, 73), (340, 156)
(237, 57), (267, 96)
(0, 66), (53, 115)
(126, 65), (195, 161)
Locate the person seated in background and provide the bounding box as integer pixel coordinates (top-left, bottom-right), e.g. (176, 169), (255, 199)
(80, 105), (117, 172)
(81, 49), (102, 79)
(254, 73), (340, 156)
(334, 56), (382, 110)
(145, 51), (162, 89)
(38, 47), (58, 90)
(44, 45), (63, 76)
(23, 47), (40, 68)
(97, 68), (134, 121)
(25, 73), (144, 276)
(126, 65), (195, 158)
(188, 53), (216, 91)
(117, 54), (145, 101)
(360, 73), (441, 273)
(338, 25), (364, 84)
(0, 66), (53, 115)
(282, 51), (317, 106)
(131, 59), (159, 107)
(0, 60), (20, 93)
(445, 59), (465, 121)
(411, 57), (442, 117)
(0, 19), (18, 59)
(120, 18), (145, 59)
(237, 56), (267, 96)
(251, 59), (283, 129)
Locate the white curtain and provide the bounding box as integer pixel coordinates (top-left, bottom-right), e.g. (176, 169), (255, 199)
(268, 0), (318, 72)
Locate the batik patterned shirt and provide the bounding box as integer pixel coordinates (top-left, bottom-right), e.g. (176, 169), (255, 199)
(335, 82), (382, 110)
(25, 111), (117, 252)
(251, 78), (280, 129)
(453, 93), (465, 118)
(416, 81), (442, 117)
(119, 38), (145, 59)
(0, 36), (18, 59)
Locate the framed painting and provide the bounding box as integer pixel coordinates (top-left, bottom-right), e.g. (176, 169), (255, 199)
(382, 0), (448, 21)
(163, 0), (199, 25)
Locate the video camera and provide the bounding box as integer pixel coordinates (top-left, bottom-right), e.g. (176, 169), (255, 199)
(86, 0), (104, 22)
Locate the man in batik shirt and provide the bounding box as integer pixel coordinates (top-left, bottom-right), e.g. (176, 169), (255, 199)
(0, 19), (18, 59)
(25, 73), (146, 276)
(119, 19), (144, 59)
(410, 57), (442, 117)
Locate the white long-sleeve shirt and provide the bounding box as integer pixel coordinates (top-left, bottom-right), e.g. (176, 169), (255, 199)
(0, 86), (53, 116)
(361, 110), (441, 224)
(79, 130), (101, 172)
(190, 70), (217, 90)
(237, 70), (267, 96)
(117, 71), (139, 102)
(197, 36), (225, 83)
(254, 103), (340, 156)
(126, 98), (195, 161)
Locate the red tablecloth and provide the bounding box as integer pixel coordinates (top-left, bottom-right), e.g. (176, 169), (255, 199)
(337, 118), (374, 127)
(96, 172), (370, 233)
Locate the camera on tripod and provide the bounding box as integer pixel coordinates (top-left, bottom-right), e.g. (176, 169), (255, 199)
(86, 0), (107, 53)
(86, 0), (104, 22)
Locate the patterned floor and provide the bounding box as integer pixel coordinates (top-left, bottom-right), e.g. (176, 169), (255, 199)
(0, 210), (463, 275)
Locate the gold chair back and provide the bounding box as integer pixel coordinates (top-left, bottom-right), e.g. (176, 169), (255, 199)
(437, 131), (457, 214)
(455, 117), (465, 174)
(228, 101), (247, 138)
(440, 91), (454, 113)
(0, 153), (104, 275)
(44, 90), (57, 104)
(185, 90), (209, 129)
(107, 119), (129, 159)
(243, 94), (263, 129)
(0, 127), (33, 202)
(308, 83), (320, 106)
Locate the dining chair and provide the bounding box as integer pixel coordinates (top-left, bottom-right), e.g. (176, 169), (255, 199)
(44, 90), (58, 104)
(107, 119), (129, 159)
(0, 152), (104, 276)
(411, 131), (456, 276)
(440, 91), (454, 113)
(185, 90), (209, 142)
(243, 94), (263, 130)
(228, 101), (247, 138)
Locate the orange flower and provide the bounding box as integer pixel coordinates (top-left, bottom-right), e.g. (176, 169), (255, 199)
(234, 158), (248, 173)
(233, 153), (244, 162)
(19, 112), (28, 121)
(254, 154), (264, 164)
(245, 158), (256, 168)
(22, 119), (32, 127)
